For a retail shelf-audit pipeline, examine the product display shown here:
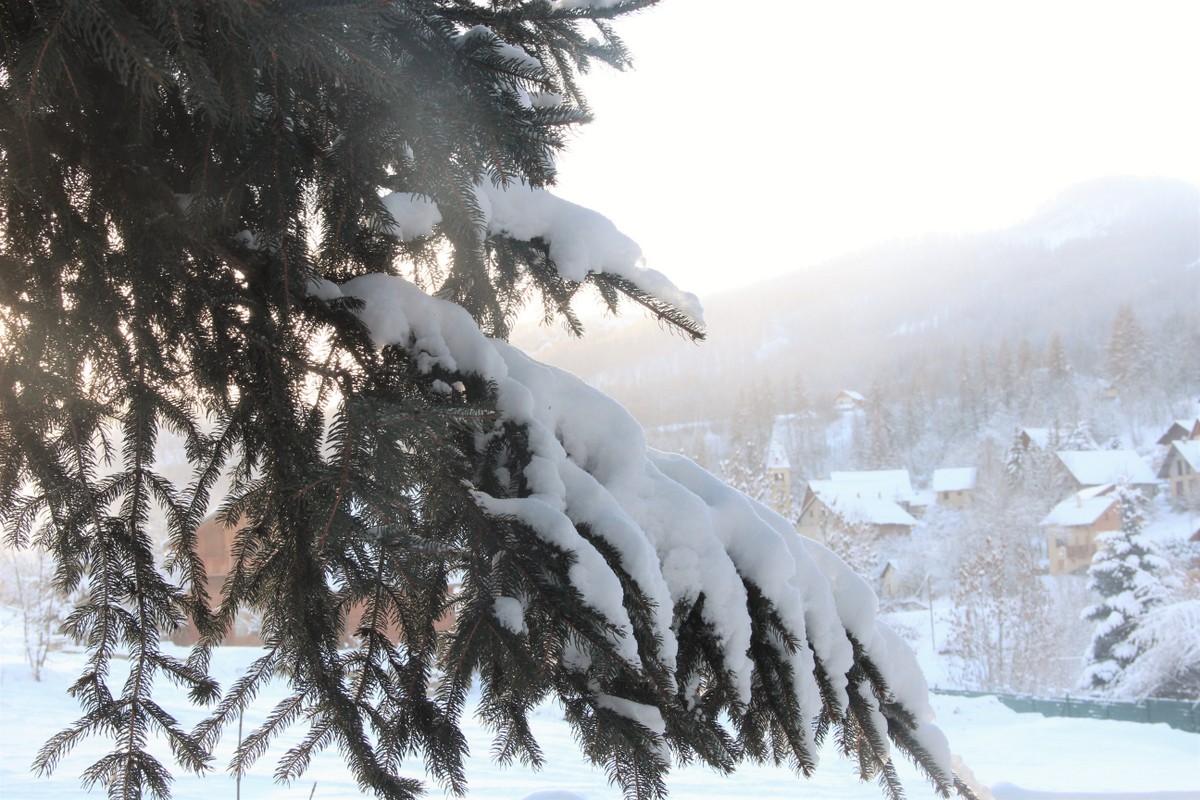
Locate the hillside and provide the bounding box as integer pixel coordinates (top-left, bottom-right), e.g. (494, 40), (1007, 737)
(516, 176), (1200, 430)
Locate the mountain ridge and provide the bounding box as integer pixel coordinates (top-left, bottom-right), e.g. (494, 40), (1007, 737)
(516, 176), (1200, 427)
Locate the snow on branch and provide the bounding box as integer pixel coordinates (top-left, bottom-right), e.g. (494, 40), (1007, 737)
(319, 273), (950, 781)
(379, 182), (705, 328)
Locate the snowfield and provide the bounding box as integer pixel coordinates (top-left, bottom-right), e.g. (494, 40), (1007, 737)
(1, 607), (1196, 800)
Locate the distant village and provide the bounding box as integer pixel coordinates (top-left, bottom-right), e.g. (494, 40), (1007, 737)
(761, 390), (1200, 598)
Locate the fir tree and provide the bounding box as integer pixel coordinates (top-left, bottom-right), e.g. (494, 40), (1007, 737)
(1016, 337), (1034, 381)
(1, 4), (971, 800)
(1105, 303), (1148, 393)
(994, 338), (1014, 411)
(1046, 330), (1070, 379)
(1004, 429), (1026, 485)
(1079, 487), (1171, 693)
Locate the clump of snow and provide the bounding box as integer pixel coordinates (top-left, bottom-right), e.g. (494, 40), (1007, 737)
(339, 274), (507, 377)
(525, 90), (564, 109)
(306, 276), (343, 301)
(375, 181), (704, 326)
(381, 192), (442, 241)
(456, 25), (543, 73)
(593, 692), (667, 737)
(493, 596), (528, 635)
(477, 180), (704, 324)
(550, 0), (625, 9)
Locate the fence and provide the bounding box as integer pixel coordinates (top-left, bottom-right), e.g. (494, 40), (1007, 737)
(930, 688), (1200, 734)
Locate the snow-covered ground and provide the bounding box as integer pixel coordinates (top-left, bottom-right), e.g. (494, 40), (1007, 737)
(1, 605), (1197, 800)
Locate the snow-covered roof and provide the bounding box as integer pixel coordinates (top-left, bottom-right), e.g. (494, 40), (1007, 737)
(1021, 428), (1053, 449)
(931, 467), (977, 493)
(1055, 450), (1157, 486)
(807, 481), (918, 527)
(1159, 440), (1200, 477)
(828, 495), (917, 528)
(1157, 419), (1200, 446)
(1041, 492), (1117, 528)
(1075, 483), (1116, 501)
(837, 390), (864, 402)
(829, 469), (915, 502)
(909, 488), (935, 508)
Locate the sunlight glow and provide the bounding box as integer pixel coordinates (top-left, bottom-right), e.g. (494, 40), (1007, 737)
(554, 0), (1200, 296)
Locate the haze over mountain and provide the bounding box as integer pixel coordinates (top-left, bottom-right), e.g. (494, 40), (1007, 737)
(516, 176), (1200, 429)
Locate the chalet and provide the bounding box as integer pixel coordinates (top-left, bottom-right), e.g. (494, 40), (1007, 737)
(834, 390), (865, 412)
(796, 474), (918, 544)
(1040, 486), (1121, 576)
(1158, 440), (1200, 509)
(1054, 450), (1158, 495)
(171, 514), (457, 646)
(1156, 419), (1200, 447)
(931, 467), (977, 509)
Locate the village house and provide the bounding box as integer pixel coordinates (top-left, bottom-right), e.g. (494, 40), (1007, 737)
(171, 514), (457, 646)
(1040, 485), (1121, 576)
(834, 390), (865, 412)
(796, 471), (919, 544)
(931, 467), (977, 509)
(1158, 439), (1200, 509)
(1054, 450), (1158, 496)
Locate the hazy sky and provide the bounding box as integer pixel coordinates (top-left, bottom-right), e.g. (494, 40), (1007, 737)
(551, 0), (1200, 298)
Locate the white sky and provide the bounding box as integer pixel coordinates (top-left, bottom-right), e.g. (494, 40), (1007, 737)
(551, 0), (1200, 298)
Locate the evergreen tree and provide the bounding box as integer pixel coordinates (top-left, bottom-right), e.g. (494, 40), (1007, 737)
(864, 394), (896, 470)
(974, 343), (991, 420)
(1079, 487), (1171, 693)
(994, 338), (1014, 411)
(1, 4), (969, 800)
(956, 347), (977, 430)
(1016, 337), (1034, 381)
(1046, 330), (1070, 379)
(1105, 303), (1148, 393)
(1004, 429), (1026, 485)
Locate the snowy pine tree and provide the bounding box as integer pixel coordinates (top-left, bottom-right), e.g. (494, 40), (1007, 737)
(1114, 599), (1200, 700)
(1105, 303), (1149, 394)
(1046, 329), (1071, 379)
(1, 3), (970, 800)
(1079, 487), (1171, 693)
